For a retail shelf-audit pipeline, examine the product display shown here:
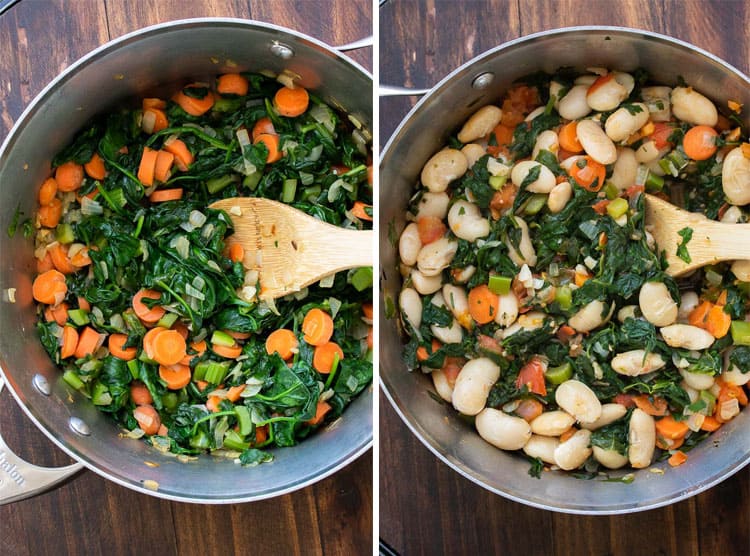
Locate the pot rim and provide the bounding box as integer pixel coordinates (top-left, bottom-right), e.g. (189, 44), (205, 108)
(379, 25), (750, 515)
(0, 17), (372, 504)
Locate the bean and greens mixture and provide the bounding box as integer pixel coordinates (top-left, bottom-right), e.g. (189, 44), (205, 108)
(397, 67), (750, 476)
(30, 71), (373, 465)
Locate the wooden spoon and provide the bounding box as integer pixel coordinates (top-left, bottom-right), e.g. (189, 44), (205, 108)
(644, 193), (750, 277)
(210, 197), (373, 299)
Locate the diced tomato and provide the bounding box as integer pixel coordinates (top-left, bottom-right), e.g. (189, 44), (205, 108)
(515, 357), (547, 396)
(417, 216), (447, 245)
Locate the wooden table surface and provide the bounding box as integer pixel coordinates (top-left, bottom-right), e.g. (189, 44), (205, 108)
(379, 1), (750, 555)
(0, 2), (371, 555)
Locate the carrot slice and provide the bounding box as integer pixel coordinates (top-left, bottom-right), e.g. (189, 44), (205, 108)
(38, 177), (59, 205)
(254, 133), (282, 163)
(274, 85), (309, 117)
(700, 415), (722, 432)
(302, 308), (334, 346)
(45, 301), (69, 326)
(142, 108), (169, 134)
(84, 153), (107, 180)
(416, 339), (441, 362)
(211, 343), (243, 359)
(130, 382), (153, 405)
(180, 339), (207, 365)
(47, 243), (76, 274)
(163, 137), (194, 171)
(133, 405), (161, 435)
(558, 121), (583, 153)
(154, 150), (175, 183)
(313, 341), (344, 374)
(225, 385), (246, 403)
(55, 161), (84, 192)
(468, 285), (499, 325)
(305, 400), (332, 425)
(569, 156), (605, 191)
(217, 73), (249, 96)
(137, 146), (159, 186)
(206, 395), (223, 413)
(32, 269), (67, 305)
(362, 303), (373, 320)
(655, 415), (689, 440)
(265, 329), (298, 360)
(132, 289), (166, 323)
(682, 125), (718, 161)
(668, 450), (688, 467)
(108, 333), (137, 361)
(60, 325), (79, 359)
(172, 85), (215, 116)
(142, 326), (167, 360)
(38, 198), (63, 228)
(36, 252), (54, 273)
(632, 394), (669, 416)
(351, 201), (373, 221)
(228, 243), (245, 263)
(255, 425), (268, 444)
(159, 363), (192, 390)
(70, 247), (92, 268)
(151, 329), (187, 366)
(149, 188), (184, 202)
(74, 326), (105, 359)
(251, 117), (276, 141)
(143, 98), (166, 110)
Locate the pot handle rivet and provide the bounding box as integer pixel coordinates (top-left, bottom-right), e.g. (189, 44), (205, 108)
(69, 417), (90, 436)
(270, 42), (295, 60)
(471, 72), (494, 90)
(32, 374), (51, 396)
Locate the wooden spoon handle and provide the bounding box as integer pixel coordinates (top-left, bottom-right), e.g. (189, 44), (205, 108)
(303, 228), (374, 273)
(700, 221), (750, 262)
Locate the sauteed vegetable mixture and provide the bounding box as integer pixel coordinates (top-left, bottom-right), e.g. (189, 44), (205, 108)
(31, 72), (373, 464)
(397, 68), (750, 476)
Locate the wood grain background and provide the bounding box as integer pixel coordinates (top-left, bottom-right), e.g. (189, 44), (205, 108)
(0, 2), (371, 555)
(379, 1), (750, 555)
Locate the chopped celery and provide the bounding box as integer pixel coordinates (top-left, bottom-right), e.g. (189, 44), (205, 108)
(91, 382), (112, 406)
(606, 197), (629, 219)
(523, 193), (547, 215)
(555, 285), (572, 311)
(211, 330), (235, 347)
(730, 321), (750, 345)
(645, 171), (665, 192)
(127, 359), (140, 380)
(55, 223), (75, 244)
(489, 174), (507, 190)
(282, 178), (298, 203)
(63, 370), (84, 390)
(207, 174), (236, 194)
(203, 360), (230, 384)
(223, 429), (250, 451)
(545, 362), (573, 385)
(603, 182), (619, 200)
(235, 405), (252, 436)
(351, 267), (373, 291)
(488, 275), (512, 295)
(157, 312), (178, 329)
(67, 308), (90, 326)
(243, 171), (262, 191)
(212, 97), (243, 113)
(190, 430), (210, 450)
(162, 392), (179, 411)
(304, 185), (322, 201)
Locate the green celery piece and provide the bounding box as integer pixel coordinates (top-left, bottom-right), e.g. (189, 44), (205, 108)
(223, 430), (250, 451)
(211, 330), (236, 347)
(606, 197), (629, 219)
(730, 321), (750, 345)
(204, 361), (230, 384)
(63, 370), (85, 390)
(67, 309), (90, 326)
(235, 405), (252, 436)
(524, 193), (547, 215)
(351, 267), (373, 291)
(545, 362), (573, 385)
(55, 223), (75, 244)
(555, 285), (572, 310)
(156, 312), (178, 329)
(489, 174), (507, 190)
(91, 382), (112, 406)
(282, 178), (298, 203)
(488, 275), (512, 295)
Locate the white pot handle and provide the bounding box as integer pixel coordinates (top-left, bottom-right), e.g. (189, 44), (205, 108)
(0, 377), (83, 505)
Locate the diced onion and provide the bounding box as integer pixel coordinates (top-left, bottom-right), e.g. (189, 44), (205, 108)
(319, 273), (336, 288)
(329, 297), (343, 319)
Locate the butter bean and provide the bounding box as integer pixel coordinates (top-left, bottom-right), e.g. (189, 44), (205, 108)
(576, 119), (617, 165)
(678, 291), (699, 322)
(511, 161), (556, 194)
(416, 192), (450, 220)
(635, 140), (661, 163)
(604, 103), (649, 142)
(443, 284), (472, 330)
(417, 236), (458, 276)
(410, 269), (443, 295)
(679, 367), (715, 391)
(476, 408), (532, 451)
(547, 180), (572, 213)
(568, 300), (613, 333)
(628, 408), (655, 469)
(421, 149), (468, 193)
(555, 380), (602, 424)
(504, 217), (537, 267)
(671, 86), (718, 126)
(611, 349), (666, 376)
(532, 130), (559, 160)
(641, 86), (672, 122)
(593, 446), (629, 470)
(586, 76), (628, 111)
(494, 292), (519, 327)
(523, 435), (559, 465)
(530, 410), (576, 437)
(661, 324), (715, 350)
(458, 105), (503, 143)
(639, 281), (678, 326)
(580, 403), (628, 431)
(399, 287), (422, 332)
(722, 147), (750, 205)
(448, 200), (490, 241)
(398, 222), (422, 266)
(558, 85), (592, 120)
(553, 429), (592, 470)
(452, 357), (501, 416)
(461, 143), (487, 168)
(609, 147), (638, 192)
(431, 369), (455, 402)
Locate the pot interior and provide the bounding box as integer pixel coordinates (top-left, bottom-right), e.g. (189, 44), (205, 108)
(380, 27), (750, 513)
(0, 19), (372, 503)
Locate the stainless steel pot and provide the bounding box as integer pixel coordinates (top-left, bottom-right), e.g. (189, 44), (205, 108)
(380, 26), (750, 514)
(0, 18), (372, 504)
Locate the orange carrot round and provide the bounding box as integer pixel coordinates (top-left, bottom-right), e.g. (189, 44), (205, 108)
(137, 146), (159, 186)
(143, 326), (167, 360)
(38, 198), (63, 228)
(45, 301), (69, 326)
(133, 289), (166, 323)
(251, 117), (276, 141)
(32, 269), (67, 305)
(305, 400), (332, 426)
(148, 188), (184, 202)
(515, 398), (544, 422)
(159, 363), (192, 390)
(74, 326), (105, 359)
(632, 394), (669, 416)
(211, 343), (243, 359)
(206, 396), (222, 413)
(154, 150), (175, 183)
(254, 133), (282, 163)
(225, 384), (246, 403)
(274, 85), (309, 117)
(84, 153), (106, 180)
(682, 125), (719, 160)
(142, 108), (169, 134)
(351, 201), (373, 221)
(38, 177), (58, 205)
(313, 342), (344, 374)
(362, 303), (373, 320)
(109, 333), (137, 361)
(133, 404), (161, 435)
(569, 156), (605, 191)
(217, 73), (249, 96)
(265, 329), (298, 360)
(228, 242), (245, 263)
(558, 121), (583, 153)
(302, 308), (335, 346)
(55, 161), (84, 192)
(143, 98), (166, 110)
(130, 381), (153, 405)
(70, 247), (92, 268)
(172, 85), (215, 116)
(468, 285), (499, 325)
(163, 137), (194, 171)
(655, 415), (690, 440)
(48, 243), (76, 274)
(151, 329), (187, 366)
(60, 325), (79, 359)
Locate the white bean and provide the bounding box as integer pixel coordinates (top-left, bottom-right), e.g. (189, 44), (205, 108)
(410, 269), (443, 295)
(558, 85), (592, 120)
(617, 305), (638, 323)
(399, 288), (422, 332)
(612, 71), (635, 95)
(547, 180), (572, 213)
(639, 282), (678, 327)
(416, 192), (450, 220)
(523, 435), (559, 465)
(421, 149), (468, 193)
(448, 200), (490, 241)
(553, 429), (592, 471)
(429, 293), (464, 344)
(417, 237), (458, 277)
(574, 74), (598, 86)
(611, 350), (666, 376)
(723, 362), (750, 386)
(568, 300), (613, 333)
(555, 380), (602, 423)
(731, 260), (750, 282)
(532, 130), (559, 160)
(604, 103), (649, 142)
(475, 408), (532, 451)
(593, 446), (629, 470)
(671, 86), (718, 126)
(641, 86), (672, 122)
(681, 380), (700, 403)
(452, 357), (501, 416)
(576, 119), (617, 165)
(530, 410), (576, 437)
(505, 217), (537, 267)
(452, 265), (476, 284)
(679, 368), (715, 391)
(443, 284), (472, 330)
(457, 105), (503, 143)
(525, 106), (546, 121)
(635, 140), (661, 163)
(721, 147), (750, 205)
(431, 369), (455, 402)
(586, 76), (628, 111)
(399, 222), (422, 266)
(661, 324), (715, 350)
(494, 292), (519, 327)
(511, 161), (556, 194)
(609, 148), (638, 192)
(721, 205), (743, 224)
(678, 291), (700, 322)
(581, 403), (628, 431)
(461, 143), (486, 168)
(628, 408), (655, 469)
(549, 80), (564, 110)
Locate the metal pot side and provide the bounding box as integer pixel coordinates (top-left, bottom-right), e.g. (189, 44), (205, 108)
(0, 18), (372, 503)
(379, 26), (750, 514)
